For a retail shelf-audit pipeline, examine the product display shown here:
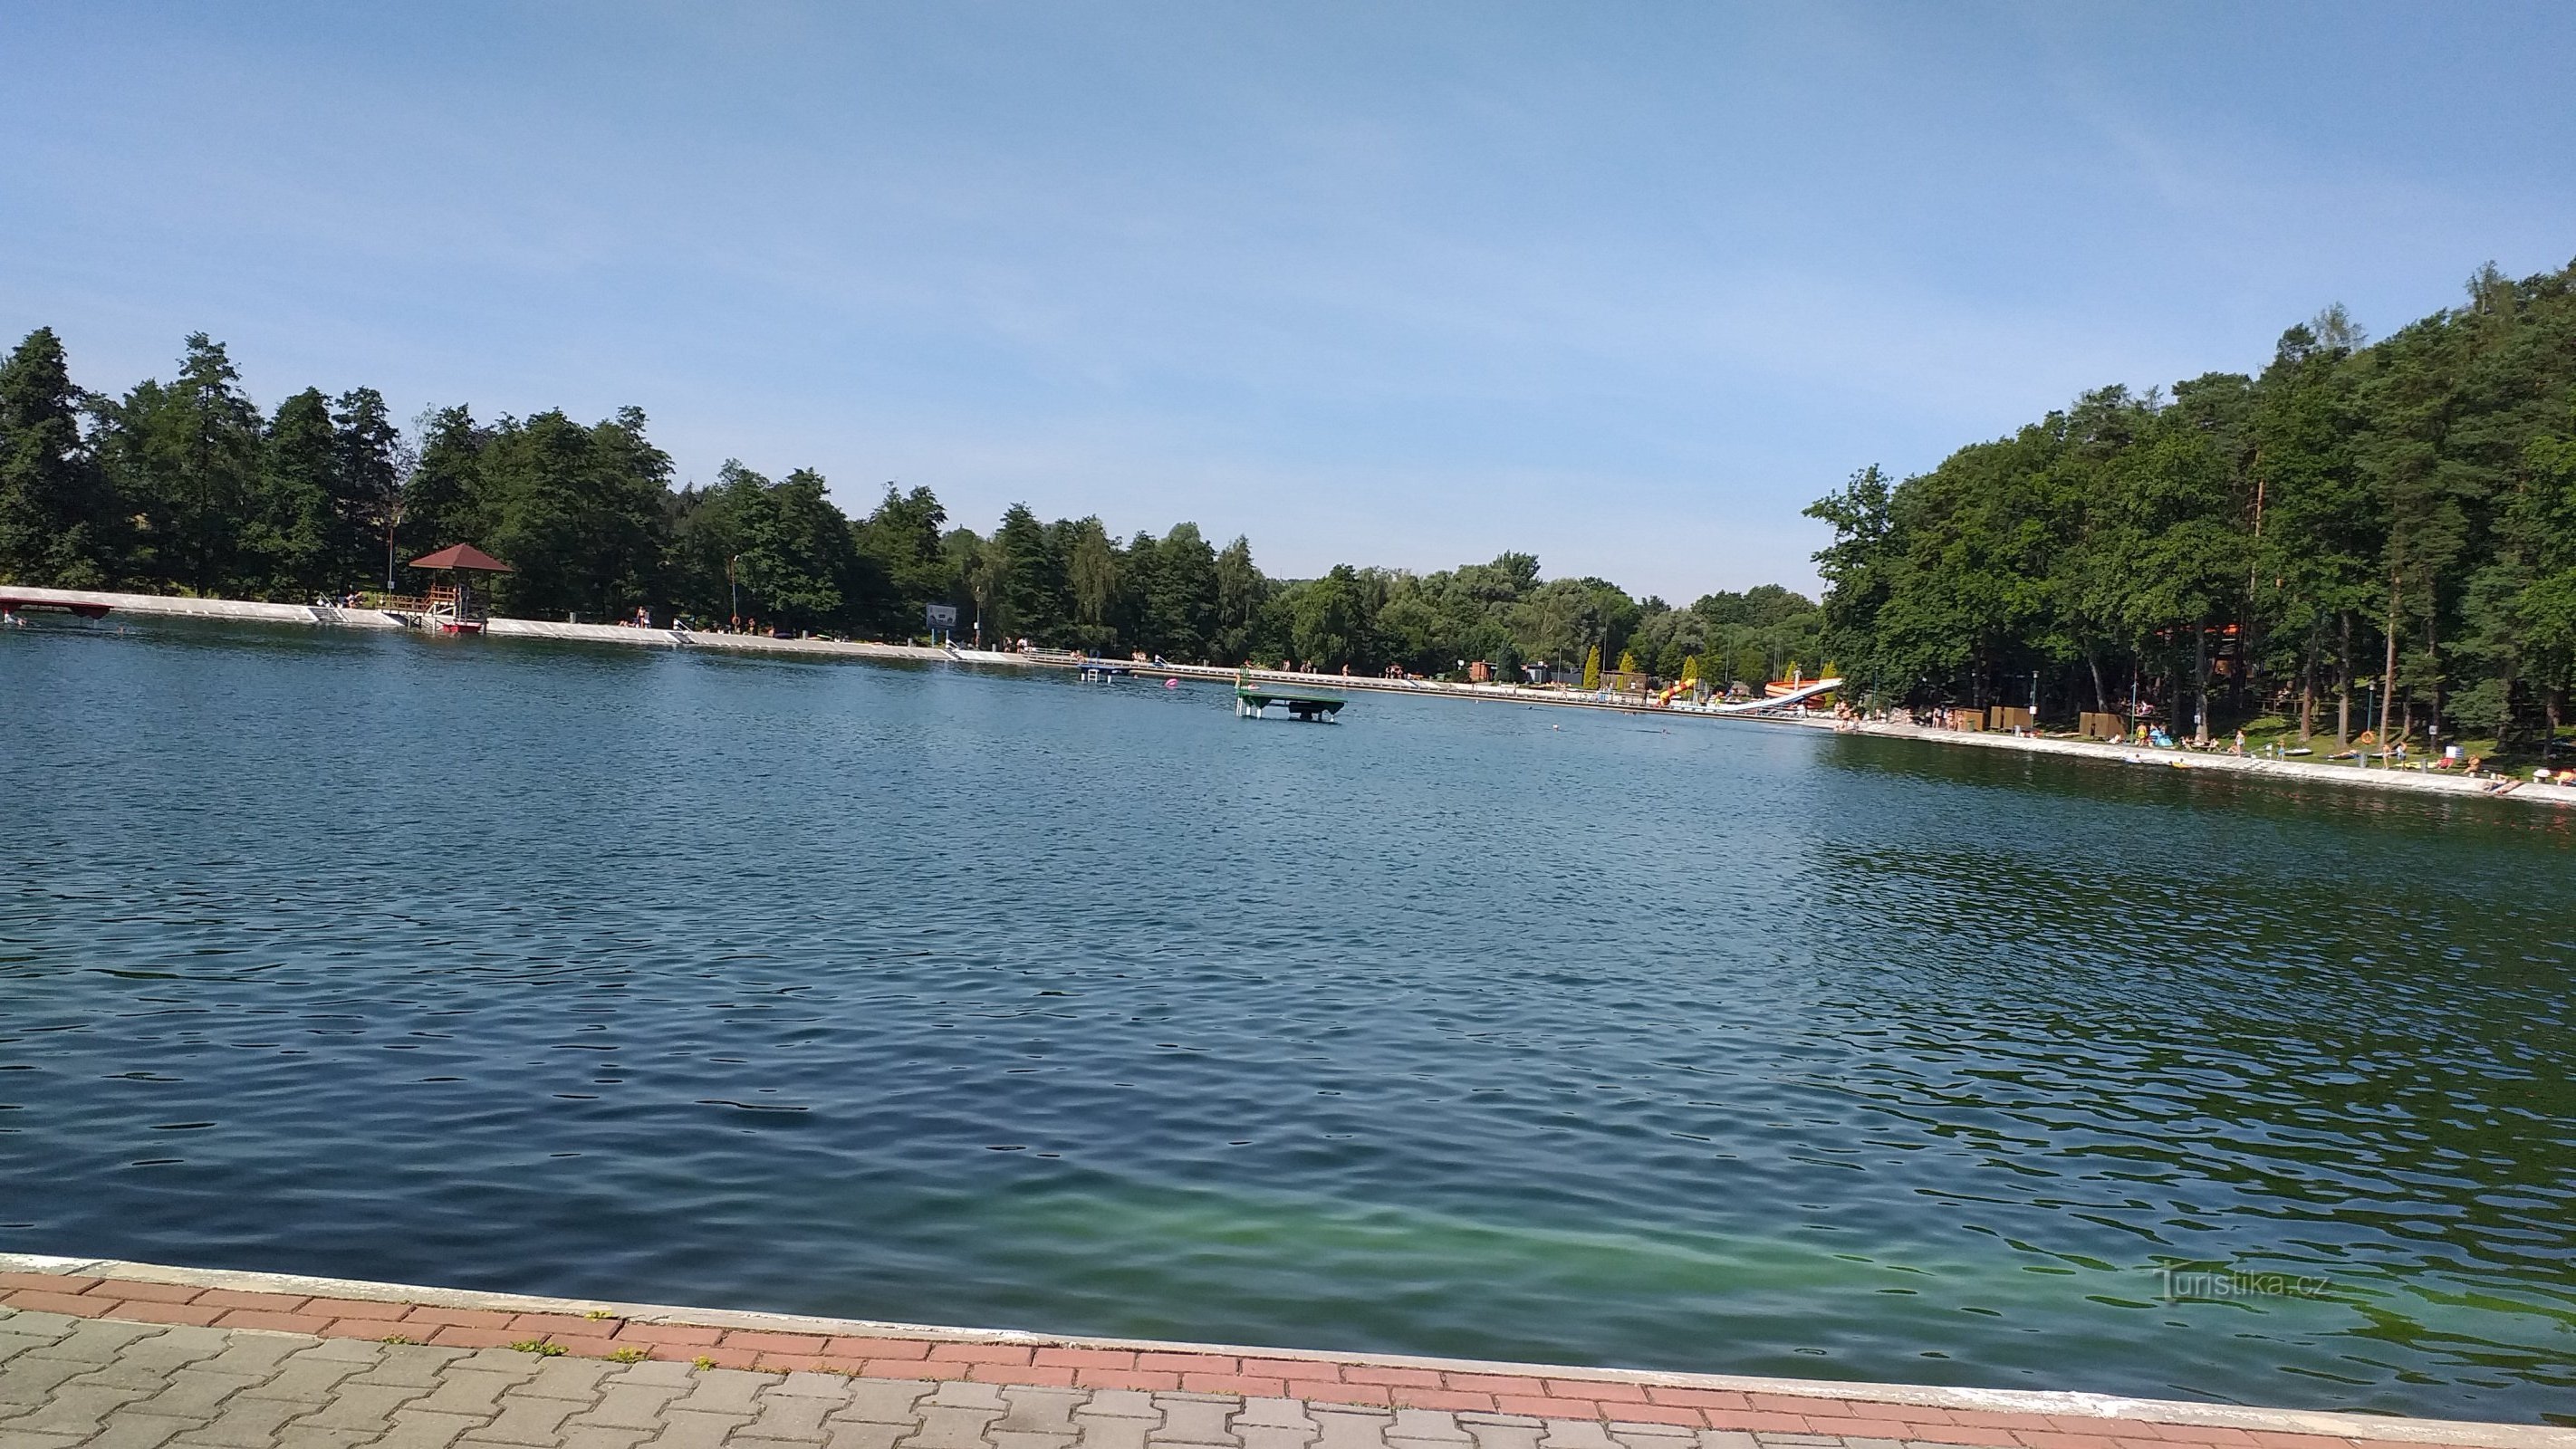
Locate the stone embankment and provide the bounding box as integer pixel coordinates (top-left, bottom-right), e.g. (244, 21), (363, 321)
(2, 1256), (2567, 1449)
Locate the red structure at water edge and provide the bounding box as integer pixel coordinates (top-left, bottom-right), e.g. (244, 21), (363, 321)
(409, 544), (513, 634)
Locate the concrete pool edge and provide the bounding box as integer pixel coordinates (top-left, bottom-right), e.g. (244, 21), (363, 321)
(3, 1255), (2564, 1449)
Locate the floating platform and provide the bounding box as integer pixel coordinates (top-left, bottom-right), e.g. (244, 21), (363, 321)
(1236, 686), (1345, 721)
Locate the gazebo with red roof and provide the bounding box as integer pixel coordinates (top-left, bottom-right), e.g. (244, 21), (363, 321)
(409, 544), (513, 634)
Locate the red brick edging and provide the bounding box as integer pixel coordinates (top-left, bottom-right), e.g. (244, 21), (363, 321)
(0, 1264), (2559, 1449)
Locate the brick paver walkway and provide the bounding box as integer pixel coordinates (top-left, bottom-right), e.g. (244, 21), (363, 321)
(3, 1263), (2566, 1449)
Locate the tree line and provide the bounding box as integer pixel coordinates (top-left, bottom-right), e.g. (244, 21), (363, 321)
(1808, 259), (2576, 753)
(0, 325), (1825, 684)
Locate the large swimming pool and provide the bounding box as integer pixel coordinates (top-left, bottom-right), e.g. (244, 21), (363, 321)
(3, 619), (2569, 1422)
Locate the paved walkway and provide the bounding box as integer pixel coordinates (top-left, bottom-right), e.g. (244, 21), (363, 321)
(2, 1262), (2567, 1449)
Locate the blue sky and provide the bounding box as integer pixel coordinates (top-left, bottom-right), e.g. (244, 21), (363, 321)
(6, 4), (2574, 599)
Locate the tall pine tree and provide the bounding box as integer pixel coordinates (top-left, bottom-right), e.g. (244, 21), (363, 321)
(0, 327), (114, 587)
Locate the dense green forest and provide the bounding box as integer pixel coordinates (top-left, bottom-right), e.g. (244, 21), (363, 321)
(14, 255), (2576, 738)
(1810, 259), (2576, 753)
(0, 326), (1821, 685)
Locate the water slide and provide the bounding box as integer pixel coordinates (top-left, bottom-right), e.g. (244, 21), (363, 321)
(1706, 677), (1843, 715)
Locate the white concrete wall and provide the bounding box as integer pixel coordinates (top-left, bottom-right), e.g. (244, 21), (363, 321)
(1, 585), (1005, 667)
(2, 585), (404, 630)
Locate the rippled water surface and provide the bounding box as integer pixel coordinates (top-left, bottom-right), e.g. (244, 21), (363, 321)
(4, 620), (2572, 1422)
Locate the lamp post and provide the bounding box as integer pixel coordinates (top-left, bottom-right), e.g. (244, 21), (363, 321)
(727, 553), (740, 630)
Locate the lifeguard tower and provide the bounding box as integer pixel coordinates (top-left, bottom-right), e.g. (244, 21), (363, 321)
(409, 544), (513, 634)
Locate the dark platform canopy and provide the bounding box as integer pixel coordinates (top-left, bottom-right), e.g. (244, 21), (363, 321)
(409, 544), (514, 573)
